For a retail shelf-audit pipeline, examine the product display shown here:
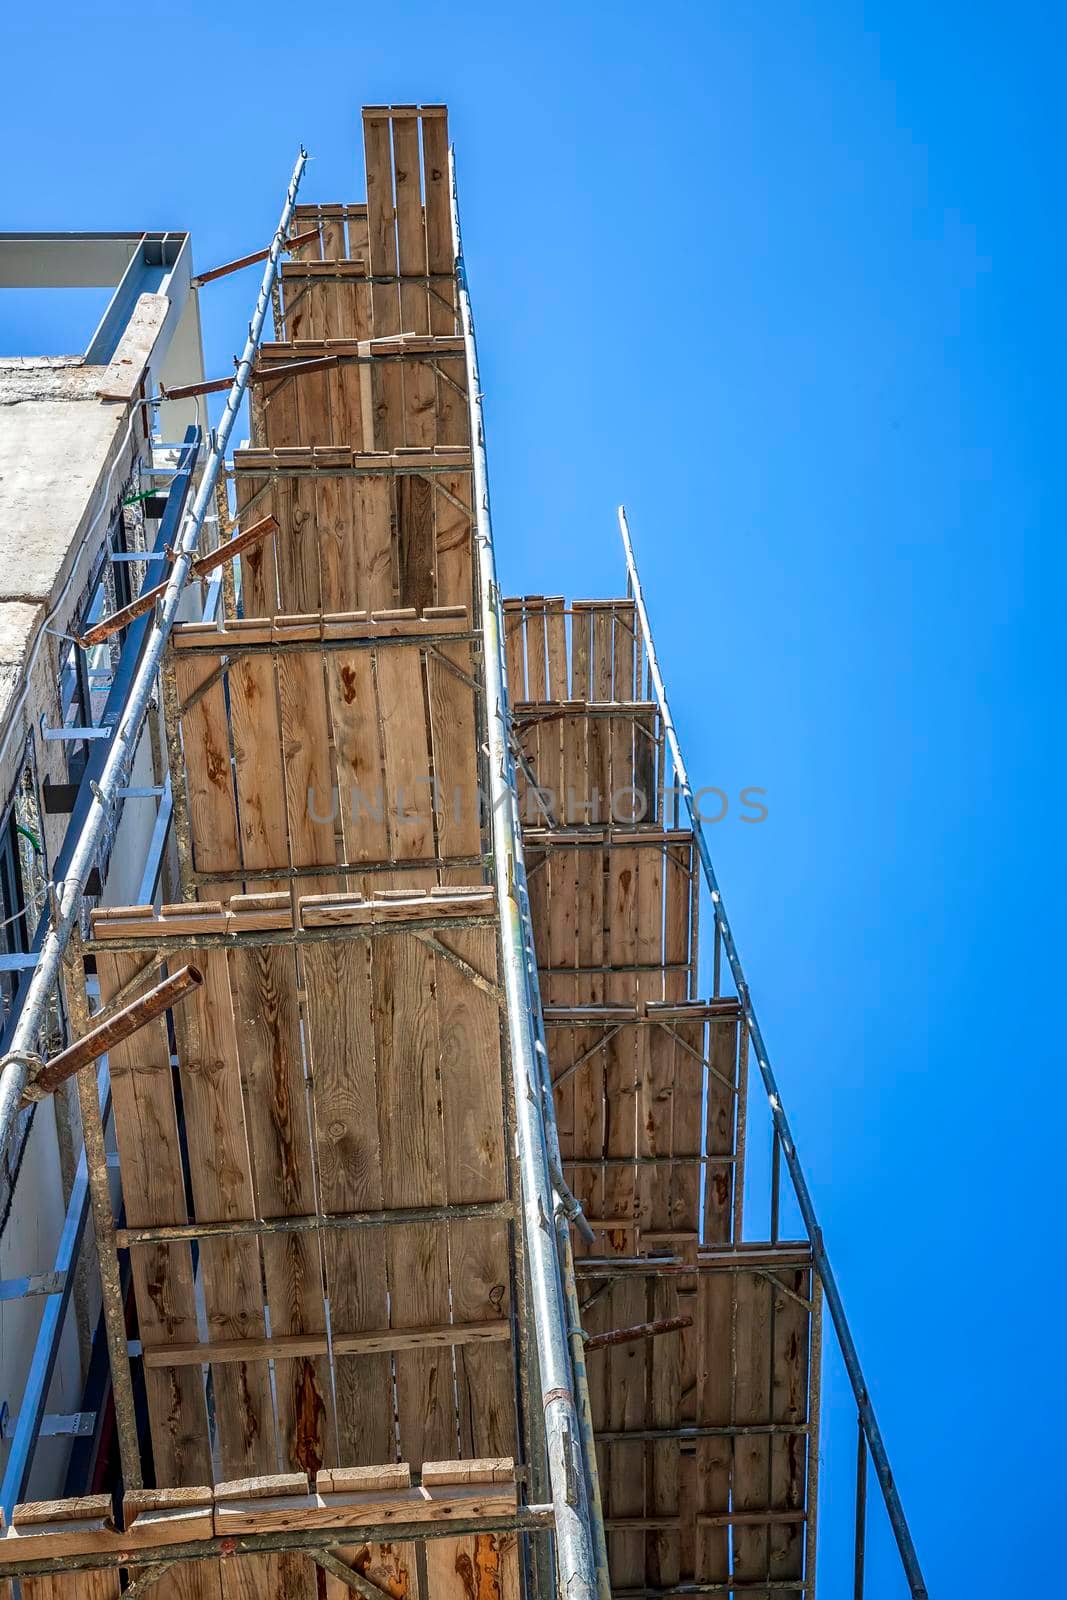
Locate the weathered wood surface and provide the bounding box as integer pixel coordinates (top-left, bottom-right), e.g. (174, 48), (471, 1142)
(512, 590), (817, 1594)
(5, 1463), (523, 1600)
(169, 621), (481, 894)
(233, 459), (472, 620)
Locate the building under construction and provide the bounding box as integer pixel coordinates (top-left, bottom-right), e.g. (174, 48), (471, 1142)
(0, 109), (925, 1600)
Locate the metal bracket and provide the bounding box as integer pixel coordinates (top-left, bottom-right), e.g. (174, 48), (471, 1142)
(0, 1403), (95, 1440)
(0, 1270), (66, 1302)
(39, 715), (111, 742)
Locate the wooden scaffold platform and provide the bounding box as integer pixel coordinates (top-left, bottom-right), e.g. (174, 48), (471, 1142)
(504, 594), (821, 1598)
(0, 103), (823, 1600)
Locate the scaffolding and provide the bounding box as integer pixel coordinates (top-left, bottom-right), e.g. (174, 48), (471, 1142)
(0, 106), (926, 1600)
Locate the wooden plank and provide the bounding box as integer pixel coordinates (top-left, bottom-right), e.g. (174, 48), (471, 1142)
(293, 355), (333, 452)
(230, 941), (335, 1477)
(373, 932), (452, 1465)
(277, 646), (337, 882)
(545, 598), (567, 699)
(278, 470), (321, 613)
(315, 467), (353, 612)
(327, 648), (390, 870)
(363, 112), (399, 328)
(171, 948), (275, 1478)
(703, 1018), (737, 1245)
(696, 1269), (733, 1585)
(663, 841), (693, 1005)
(603, 848), (640, 1251)
(228, 650), (287, 887)
(19, 1570), (120, 1600)
(220, 1551), (315, 1600)
(422, 109), (455, 337)
(589, 610), (613, 821)
(396, 473), (435, 609)
(525, 602), (548, 700)
(433, 474), (472, 609)
(174, 652), (241, 900)
(731, 1270), (773, 1588)
(565, 611), (590, 822)
(393, 115), (434, 454)
(503, 603), (525, 700)
(604, 1279), (646, 1590)
(235, 471), (279, 615)
(611, 608), (637, 822)
(572, 845), (605, 1254)
(435, 925), (513, 1455)
(424, 1530), (520, 1600)
(769, 1265), (810, 1588)
(362, 113), (404, 444)
(302, 938), (394, 1465)
(352, 474), (395, 611)
(129, 1559), (223, 1600)
(323, 1540), (418, 1600)
(97, 951), (211, 1486)
(426, 640), (481, 865)
(215, 1480), (516, 1535)
(376, 645), (435, 861)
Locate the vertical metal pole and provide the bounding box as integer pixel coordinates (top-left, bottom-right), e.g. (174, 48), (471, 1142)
(557, 1216), (612, 1600)
(770, 1127), (781, 1244)
(61, 938), (142, 1491)
(450, 148), (597, 1600)
(0, 148), (308, 1159)
(805, 1273), (823, 1594)
(853, 1407), (867, 1598)
(617, 505), (927, 1600)
(731, 1019), (749, 1243)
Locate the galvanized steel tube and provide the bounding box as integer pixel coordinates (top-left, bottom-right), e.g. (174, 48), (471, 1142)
(450, 149), (597, 1600)
(617, 504), (927, 1600)
(0, 149), (307, 1163)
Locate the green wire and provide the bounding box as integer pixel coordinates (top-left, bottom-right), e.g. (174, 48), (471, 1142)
(16, 824), (41, 854)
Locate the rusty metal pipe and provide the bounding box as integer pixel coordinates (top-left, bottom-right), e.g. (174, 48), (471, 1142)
(192, 226), (320, 286)
(156, 372), (235, 401)
(78, 516), (277, 647)
(248, 351), (341, 385)
(159, 352), (340, 402)
(583, 1313), (693, 1352)
(22, 964), (203, 1102)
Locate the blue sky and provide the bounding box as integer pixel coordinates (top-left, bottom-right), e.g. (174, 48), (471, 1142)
(3, 1), (1062, 1590)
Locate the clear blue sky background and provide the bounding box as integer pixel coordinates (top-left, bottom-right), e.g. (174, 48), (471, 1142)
(3, 2), (1062, 1591)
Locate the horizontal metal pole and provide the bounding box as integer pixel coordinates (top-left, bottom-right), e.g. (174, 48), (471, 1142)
(611, 1584), (813, 1596)
(584, 1313), (692, 1353)
(78, 515), (277, 646)
(117, 1197), (514, 1248)
(0, 1508), (556, 1579)
(594, 1424), (810, 1443)
(171, 625), (480, 667)
(85, 908), (497, 954)
(563, 1154), (735, 1167)
(191, 226), (320, 286)
(194, 852), (487, 885)
(23, 964), (202, 1102)
(142, 1317), (509, 1369)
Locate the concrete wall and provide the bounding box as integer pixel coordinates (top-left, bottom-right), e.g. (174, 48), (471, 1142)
(0, 240), (205, 1501)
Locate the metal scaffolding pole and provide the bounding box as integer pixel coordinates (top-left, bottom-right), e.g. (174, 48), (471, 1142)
(617, 504), (928, 1600)
(450, 148), (598, 1600)
(0, 147), (308, 1165)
